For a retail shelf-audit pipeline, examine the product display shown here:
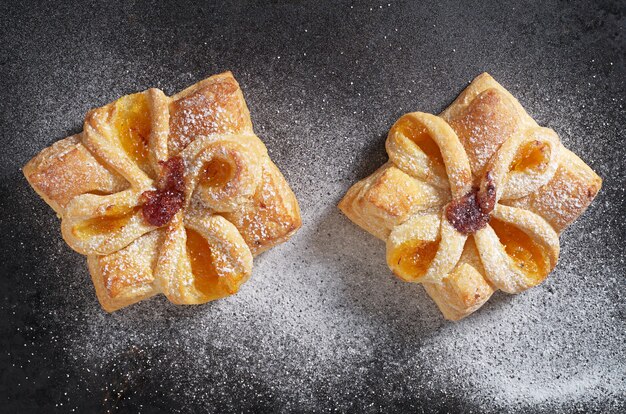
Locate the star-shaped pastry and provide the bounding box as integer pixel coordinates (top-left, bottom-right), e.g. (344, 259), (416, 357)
(24, 72), (301, 312)
(339, 73), (601, 320)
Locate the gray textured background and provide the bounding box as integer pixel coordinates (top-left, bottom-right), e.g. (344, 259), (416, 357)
(1, 1), (625, 412)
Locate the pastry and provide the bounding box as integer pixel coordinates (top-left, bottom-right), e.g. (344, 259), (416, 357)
(23, 72), (301, 312)
(339, 73), (601, 320)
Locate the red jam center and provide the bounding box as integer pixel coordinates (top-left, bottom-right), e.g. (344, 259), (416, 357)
(445, 176), (496, 235)
(141, 157), (185, 227)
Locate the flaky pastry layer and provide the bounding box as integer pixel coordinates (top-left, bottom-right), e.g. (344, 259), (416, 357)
(24, 72), (301, 312)
(339, 73), (601, 320)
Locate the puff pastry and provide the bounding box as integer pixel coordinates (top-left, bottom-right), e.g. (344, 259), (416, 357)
(339, 73), (601, 320)
(24, 72), (301, 312)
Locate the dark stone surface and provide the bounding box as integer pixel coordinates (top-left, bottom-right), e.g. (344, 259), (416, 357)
(1, 1), (624, 413)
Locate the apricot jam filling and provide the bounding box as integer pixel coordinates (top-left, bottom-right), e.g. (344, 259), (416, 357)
(390, 238), (440, 281)
(511, 140), (549, 172)
(74, 205), (140, 238)
(185, 228), (241, 298)
(394, 116), (445, 168)
(490, 218), (550, 284)
(112, 93), (151, 171)
(200, 158), (233, 188)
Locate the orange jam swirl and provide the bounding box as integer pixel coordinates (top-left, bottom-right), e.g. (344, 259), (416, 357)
(200, 158), (233, 188)
(394, 116), (444, 168)
(186, 228), (242, 298)
(74, 205), (139, 237)
(390, 239), (440, 281)
(511, 140), (549, 172)
(490, 218), (550, 285)
(113, 93), (151, 170)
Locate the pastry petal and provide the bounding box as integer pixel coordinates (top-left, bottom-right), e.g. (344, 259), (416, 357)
(386, 212), (466, 284)
(386, 112), (472, 197)
(480, 127), (561, 202)
(155, 212), (252, 305)
(61, 189), (156, 255)
(182, 133), (265, 213)
(474, 204), (559, 293)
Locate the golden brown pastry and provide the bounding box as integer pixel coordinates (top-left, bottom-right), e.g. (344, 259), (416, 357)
(339, 73), (601, 320)
(23, 72), (301, 312)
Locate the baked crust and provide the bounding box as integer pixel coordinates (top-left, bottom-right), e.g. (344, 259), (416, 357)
(339, 73), (601, 320)
(23, 134), (128, 214)
(23, 72), (301, 312)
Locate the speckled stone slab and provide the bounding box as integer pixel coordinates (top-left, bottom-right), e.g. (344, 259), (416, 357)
(1, 1), (624, 412)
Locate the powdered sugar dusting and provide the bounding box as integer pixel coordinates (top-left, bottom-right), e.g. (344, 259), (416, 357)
(2, 0), (625, 412)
